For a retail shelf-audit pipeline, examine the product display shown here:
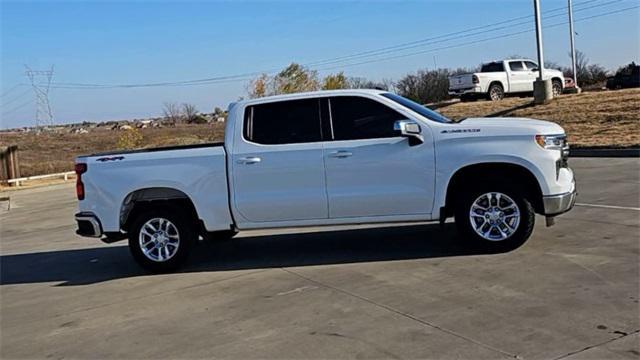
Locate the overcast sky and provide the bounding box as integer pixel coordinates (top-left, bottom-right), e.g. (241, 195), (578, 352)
(2, 0), (638, 129)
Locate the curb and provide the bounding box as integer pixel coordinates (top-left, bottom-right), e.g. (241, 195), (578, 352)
(570, 148), (640, 158)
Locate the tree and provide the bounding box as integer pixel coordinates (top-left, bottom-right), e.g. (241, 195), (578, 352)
(348, 77), (391, 90)
(247, 63), (320, 98)
(248, 73), (269, 99)
(587, 64), (608, 84)
(561, 51), (610, 86)
(322, 72), (348, 90)
(273, 63), (319, 94)
(162, 102), (182, 124)
(396, 68), (451, 104)
(181, 103), (198, 123)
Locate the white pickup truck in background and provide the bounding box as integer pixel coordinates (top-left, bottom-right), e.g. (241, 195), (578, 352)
(449, 59), (565, 101)
(75, 89), (576, 272)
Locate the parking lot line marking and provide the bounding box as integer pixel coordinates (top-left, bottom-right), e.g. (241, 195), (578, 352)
(575, 203), (640, 211)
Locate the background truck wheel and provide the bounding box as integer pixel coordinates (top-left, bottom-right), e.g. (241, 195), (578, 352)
(487, 83), (505, 101)
(454, 183), (535, 251)
(129, 207), (196, 272)
(552, 79), (563, 97)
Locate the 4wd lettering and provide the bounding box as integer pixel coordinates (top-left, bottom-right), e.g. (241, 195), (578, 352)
(96, 156), (125, 162)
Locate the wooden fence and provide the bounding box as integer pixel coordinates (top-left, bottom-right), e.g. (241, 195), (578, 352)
(0, 146), (20, 184)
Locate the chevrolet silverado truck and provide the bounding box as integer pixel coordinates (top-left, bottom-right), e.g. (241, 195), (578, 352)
(75, 89), (576, 272)
(449, 59), (565, 101)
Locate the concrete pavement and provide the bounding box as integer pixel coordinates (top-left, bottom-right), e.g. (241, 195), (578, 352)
(1, 158), (638, 359)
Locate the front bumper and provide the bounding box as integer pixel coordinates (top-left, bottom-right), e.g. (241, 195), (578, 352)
(75, 212), (103, 237)
(543, 188), (577, 216)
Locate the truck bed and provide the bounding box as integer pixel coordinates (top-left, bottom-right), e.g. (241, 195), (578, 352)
(80, 142), (224, 158)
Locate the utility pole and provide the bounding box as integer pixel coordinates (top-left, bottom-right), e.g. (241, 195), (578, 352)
(568, 0), (580, 92)
(533, 0), (552, 103)
(24, 65), (55, 129)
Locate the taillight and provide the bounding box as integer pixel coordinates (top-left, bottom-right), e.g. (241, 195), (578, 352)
(75, 163), (87, 200)
(472, 75), (479, 84)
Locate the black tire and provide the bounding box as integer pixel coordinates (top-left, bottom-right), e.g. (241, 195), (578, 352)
(128, 207), (196, 272)
(552, 79), (563, 97)
(487, 83), (504, 101)
(454, 183), (535, 251)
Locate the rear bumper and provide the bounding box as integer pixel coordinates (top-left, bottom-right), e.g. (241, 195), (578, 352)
(543, 188), (577, 216)
(449, 86), (482, 96)
(75, 212), (103, 237)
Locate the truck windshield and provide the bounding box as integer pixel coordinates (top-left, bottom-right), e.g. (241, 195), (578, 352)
(381, 93), (452, 124)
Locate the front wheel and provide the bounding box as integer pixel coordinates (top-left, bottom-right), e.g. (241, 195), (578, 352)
(129, 208), (196, 272)
(552, 80), (563, 97)
(454, 185), (535, 251)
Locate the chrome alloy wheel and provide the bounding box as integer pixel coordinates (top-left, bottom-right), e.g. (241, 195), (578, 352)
(139, 218), (180, 262)
(469, 192), (520, 241)
(490, 86), (503, 101)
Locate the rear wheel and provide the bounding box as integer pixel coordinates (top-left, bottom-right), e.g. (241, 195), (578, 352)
(454, 184), (535, 251)
(487, 83), (504, 101)
(129, 208), (195, 272)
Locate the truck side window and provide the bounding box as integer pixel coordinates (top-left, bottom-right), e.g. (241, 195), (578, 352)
(330, 96), (405, 140)
(524, 61), (538, 70)
(244, 99), (322, 145)
(509, 61), (526, 71)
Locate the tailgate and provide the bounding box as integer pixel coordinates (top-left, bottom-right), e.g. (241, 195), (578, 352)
(449, 74), (475, 90)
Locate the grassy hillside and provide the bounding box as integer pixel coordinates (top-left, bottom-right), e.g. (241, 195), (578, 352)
(1, 88), (638, 177)
(435, 88), (640, 147)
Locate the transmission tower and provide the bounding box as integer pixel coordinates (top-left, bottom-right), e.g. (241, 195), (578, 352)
(24, 65), (55, 128)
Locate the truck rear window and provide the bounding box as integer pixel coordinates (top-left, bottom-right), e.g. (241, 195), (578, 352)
(244, 99), (322, 145)
(481, 62), (504, 72)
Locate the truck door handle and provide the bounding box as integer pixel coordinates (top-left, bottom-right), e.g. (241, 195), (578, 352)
(329, 150), (353, 158)
(237, 156), (261, 165)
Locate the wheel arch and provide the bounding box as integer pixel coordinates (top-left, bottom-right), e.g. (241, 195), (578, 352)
(442, 162), (544, 218)
(487, 80), (504, 91)
(120, 187), (200, 233)
(551, 77), (564, 87)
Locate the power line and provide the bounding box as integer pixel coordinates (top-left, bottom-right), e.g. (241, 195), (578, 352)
(1, 98), (34, 116)
(314, 5), (640, 71)
(2, 88), (32, 106)
(45, 0), (610, 90)
(305, 0), (623, 68)
(45, 1), (634, 90)
(1, 84), (25, 97)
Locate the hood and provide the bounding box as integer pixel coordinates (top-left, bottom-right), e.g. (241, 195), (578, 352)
(457, 117), (565, 135)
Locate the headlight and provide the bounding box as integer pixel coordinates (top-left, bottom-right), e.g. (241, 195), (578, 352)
(535, 134), (566, 150)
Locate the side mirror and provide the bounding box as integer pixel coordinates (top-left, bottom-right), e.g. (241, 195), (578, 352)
(394, 119), (424, 146)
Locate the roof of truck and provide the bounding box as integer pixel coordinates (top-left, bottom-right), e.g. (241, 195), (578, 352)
(230, 89), (388, 108)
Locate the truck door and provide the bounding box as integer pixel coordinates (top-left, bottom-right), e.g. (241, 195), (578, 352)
(322, 95), (435, 218)
(508, 61), (531, 92)
(524, 61), (541, 91)
(231, 98), (328, 222)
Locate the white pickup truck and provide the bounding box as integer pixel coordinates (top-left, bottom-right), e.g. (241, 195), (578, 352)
(75, 89), (576, 272)
(449, 59), (565, 101)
